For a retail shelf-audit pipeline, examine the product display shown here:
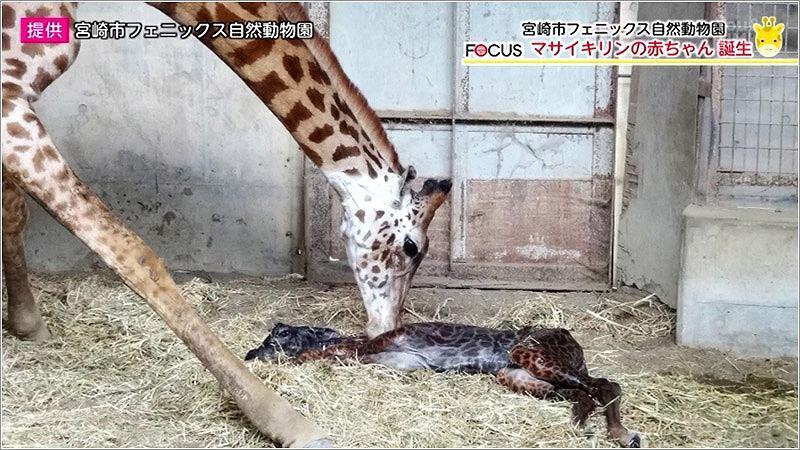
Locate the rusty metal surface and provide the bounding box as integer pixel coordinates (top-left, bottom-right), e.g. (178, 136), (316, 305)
(465, 180), (610, 279)
(453, 122), (613, 286)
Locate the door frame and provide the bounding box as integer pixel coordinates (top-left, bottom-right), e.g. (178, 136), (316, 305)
(303, 1), (619, 290)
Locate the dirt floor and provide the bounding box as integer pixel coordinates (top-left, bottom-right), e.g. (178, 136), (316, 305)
(2, 272), (797, 448)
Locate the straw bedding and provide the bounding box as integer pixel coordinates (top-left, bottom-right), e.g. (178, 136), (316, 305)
(2, 274), (797, 447)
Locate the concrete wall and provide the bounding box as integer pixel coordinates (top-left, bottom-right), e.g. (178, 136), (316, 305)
(615, 1), (705, 308)
(677, 205), (798, 358)
(615, 3), (799, 357)
(24, 3), (304, 276)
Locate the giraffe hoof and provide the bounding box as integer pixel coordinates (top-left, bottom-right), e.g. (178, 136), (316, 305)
(627, 433), (641, 448)
(302, 437), (335, 448)
(8, 320), (51, 342)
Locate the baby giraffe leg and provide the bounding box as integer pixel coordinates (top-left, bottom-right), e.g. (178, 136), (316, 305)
(587, 378), (640, 448)
(495, 367), (556, 398)
(509, 345), (588, 390)
(510, 345), (639, 447)
(497, 369), (596, 431)
(294, 341), (363, 363)
(2, 172), (49, 341)
(554, 388), (596, 427)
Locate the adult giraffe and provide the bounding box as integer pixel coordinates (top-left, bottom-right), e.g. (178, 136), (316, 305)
(1, 2), (451, 446)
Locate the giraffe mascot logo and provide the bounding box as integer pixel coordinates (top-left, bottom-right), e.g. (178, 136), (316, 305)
(753, 16), (785, 57)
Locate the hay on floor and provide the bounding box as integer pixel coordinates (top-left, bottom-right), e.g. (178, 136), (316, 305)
(2, 275), (797, 448)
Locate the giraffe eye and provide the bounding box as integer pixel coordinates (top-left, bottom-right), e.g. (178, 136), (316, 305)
(403, 236), (419, 258)
(773, 39), (777, 43)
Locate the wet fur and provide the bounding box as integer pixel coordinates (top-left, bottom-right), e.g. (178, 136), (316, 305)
(247, 322), (641, 448)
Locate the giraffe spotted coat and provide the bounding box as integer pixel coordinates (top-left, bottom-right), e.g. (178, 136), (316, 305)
(247, 322), (642, 448)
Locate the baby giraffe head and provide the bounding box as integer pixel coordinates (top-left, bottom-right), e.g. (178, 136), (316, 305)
(244, 323), (342, 361)
(753, 16), (785, 57)
(332, 165), (451, 338)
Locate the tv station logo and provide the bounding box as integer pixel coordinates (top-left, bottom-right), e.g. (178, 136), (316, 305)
(464, 41), (524, 59)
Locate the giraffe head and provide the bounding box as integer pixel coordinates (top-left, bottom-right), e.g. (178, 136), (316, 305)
(244, 322), (342, 361)
(330, 165), (451, 338)
(753, 16), (785, 57)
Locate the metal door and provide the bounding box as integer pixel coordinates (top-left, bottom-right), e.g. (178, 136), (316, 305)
(309, 2), (617, 289)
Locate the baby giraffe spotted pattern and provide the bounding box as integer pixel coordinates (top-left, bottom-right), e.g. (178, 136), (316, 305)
(247, 322), (641, 448)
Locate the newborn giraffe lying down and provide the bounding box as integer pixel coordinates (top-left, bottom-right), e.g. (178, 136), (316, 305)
(246, 322), (641, 448)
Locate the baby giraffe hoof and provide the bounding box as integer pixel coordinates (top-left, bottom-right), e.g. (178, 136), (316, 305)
(302, 437), (335, 448)
(9, 320), (51, 342)
(626, 432), (641, 448)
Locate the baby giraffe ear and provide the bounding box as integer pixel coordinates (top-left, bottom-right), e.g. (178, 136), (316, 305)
(753, 23), (763, 33)
(775, 23), (785, 33)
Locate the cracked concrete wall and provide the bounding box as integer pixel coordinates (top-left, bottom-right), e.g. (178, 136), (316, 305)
(677, 205), (798, 357)
(22, 3), (304, 276)
(616, 3), (705, 307)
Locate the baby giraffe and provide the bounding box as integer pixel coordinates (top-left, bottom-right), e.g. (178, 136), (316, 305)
(246, 322), (641, 448)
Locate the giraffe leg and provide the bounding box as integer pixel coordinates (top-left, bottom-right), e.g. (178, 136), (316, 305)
(554, 388), (596, 427)
(2, 97), (331, 447)
(497, 368), (597, 429)
(294, 341), (362, 363)
(2, 173), (49, 341)
(509, 345), (639, 447)
(587, 378), (640, 448)
(509, 345), (588, 390)
(495, 367), (556, 398)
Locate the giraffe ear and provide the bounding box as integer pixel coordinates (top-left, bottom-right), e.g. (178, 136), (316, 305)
(400, 165), (417, 195)
(754, 23), (763, 33)
(775, 23), (784, 34)
(404, 165), (417, 182)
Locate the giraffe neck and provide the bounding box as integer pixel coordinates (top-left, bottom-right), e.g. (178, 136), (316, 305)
(150, 3), (404, 206)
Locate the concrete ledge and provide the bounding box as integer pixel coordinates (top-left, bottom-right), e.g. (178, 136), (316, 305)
(677, 204), (799, 358)
(683, 203), (798, 224)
